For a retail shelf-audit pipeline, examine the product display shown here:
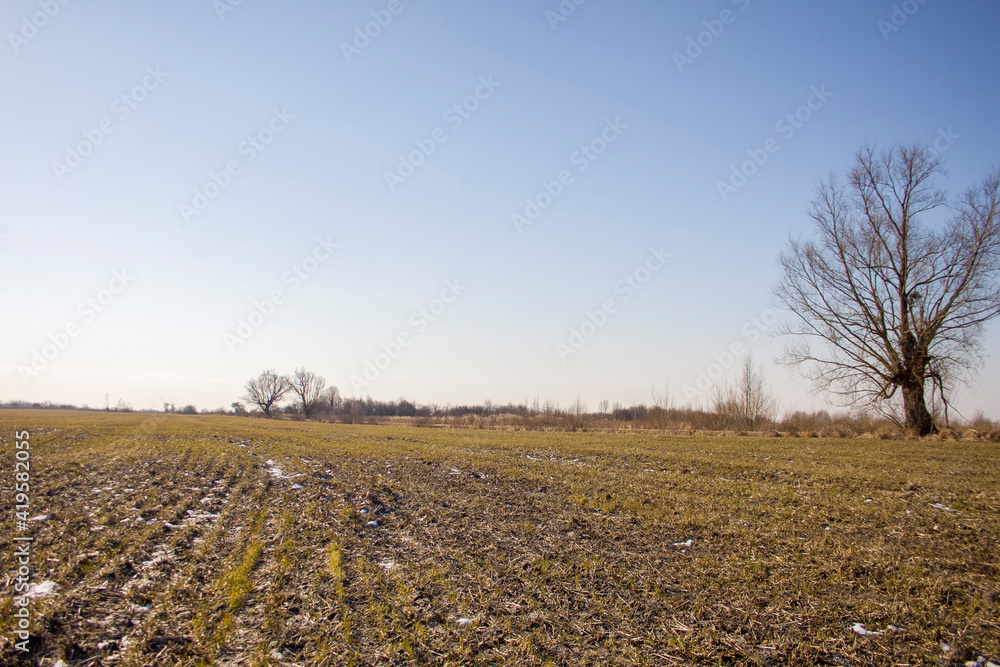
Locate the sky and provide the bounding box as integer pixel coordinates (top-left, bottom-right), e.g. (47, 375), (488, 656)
(2, 0), (999, 418)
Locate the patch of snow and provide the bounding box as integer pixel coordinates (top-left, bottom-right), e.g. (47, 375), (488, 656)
(29, 515), (49, 522)
(930, 502), (958, 512)
(674, 539), (695, 548)
(271, 650), (284, 659)
(456, 617), (472, 627)
(200, 497), (214, 504)
(141, 549), (173, 569)
(852, 622), (883, 636)
(26, 581), (59, 598)
(378, 561), (395, 570)
(183, 509), (220, 525)
(291, 484), (303, 489)
(526, 455), (541, 460)
(865, 498), (873, 503)
(366, 520), (379, 528)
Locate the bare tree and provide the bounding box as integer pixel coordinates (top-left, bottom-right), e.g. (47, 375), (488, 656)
(712, 356), (776, 430)
(651, 382), (672, 410)
(319, 385), (341, 415)
(242, 369), (291, 418)
(290, 367), (326, 419)
(733, 355), (776, 430)
(651, 382), (672, 429)
(711, 384), (739, 429)
(775, 144), (1000, 435)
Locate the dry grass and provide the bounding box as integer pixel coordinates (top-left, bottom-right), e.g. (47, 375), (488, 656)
(1, 409), (998, 666)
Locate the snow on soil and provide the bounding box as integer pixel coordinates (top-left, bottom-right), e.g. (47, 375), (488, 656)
(930, 502), (958, 512)
(26, 581), (59, 598)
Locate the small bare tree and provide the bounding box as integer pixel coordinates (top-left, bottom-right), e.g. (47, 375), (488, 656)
(712, 356), (776, 430)
(733, 355), (777, 430)
(242, 369), (291, 418)
(651, 382), (672, 429)
(290, 367), (326, 419)
(775, 144), (1000, 435)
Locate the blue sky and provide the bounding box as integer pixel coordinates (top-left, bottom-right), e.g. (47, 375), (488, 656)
(2, 0), (999, 417)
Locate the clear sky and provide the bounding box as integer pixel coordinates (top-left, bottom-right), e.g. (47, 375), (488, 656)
(2, 0), (999, 417)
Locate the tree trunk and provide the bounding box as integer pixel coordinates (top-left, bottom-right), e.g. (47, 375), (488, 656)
(901, 381), (937, 435)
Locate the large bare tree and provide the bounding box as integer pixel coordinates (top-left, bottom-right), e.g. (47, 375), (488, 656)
(290, 367), (326, 419)
(775, 144), (1000, 435)
(242, 369), (291, 418)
